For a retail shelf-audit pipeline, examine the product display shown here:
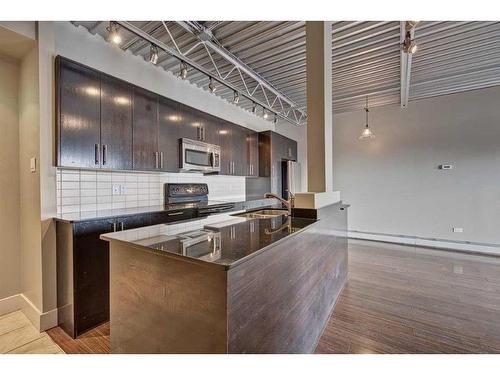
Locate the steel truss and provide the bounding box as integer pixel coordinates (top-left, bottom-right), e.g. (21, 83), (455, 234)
(115, 21), (307, 126)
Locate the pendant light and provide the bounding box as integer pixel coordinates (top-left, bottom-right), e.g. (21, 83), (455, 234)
(359, 96), (375, 140)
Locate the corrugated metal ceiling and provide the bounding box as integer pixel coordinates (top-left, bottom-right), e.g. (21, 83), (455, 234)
(72, 20), (500, 118)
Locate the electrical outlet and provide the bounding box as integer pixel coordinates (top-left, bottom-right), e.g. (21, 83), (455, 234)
(453, 227), (464, 233)
(112, 185), (121, 195)
(120, 185), (127, 195)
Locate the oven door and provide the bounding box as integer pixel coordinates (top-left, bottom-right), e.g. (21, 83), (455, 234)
(180, 138), (221, 173)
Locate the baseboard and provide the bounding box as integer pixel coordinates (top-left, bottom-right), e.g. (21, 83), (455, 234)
(0, 294), (23, 317)
(348, 230), (500, 256)
(0, 293), (58, 332)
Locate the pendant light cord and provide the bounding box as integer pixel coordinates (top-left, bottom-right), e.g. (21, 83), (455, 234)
(365, 96), (369, 128)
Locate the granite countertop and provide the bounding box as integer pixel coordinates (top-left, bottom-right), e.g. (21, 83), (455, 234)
(54, 197), (278, 223)
(100, 213), (317, 269)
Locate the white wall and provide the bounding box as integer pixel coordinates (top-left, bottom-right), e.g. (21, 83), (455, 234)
(333, 86), (500, 252)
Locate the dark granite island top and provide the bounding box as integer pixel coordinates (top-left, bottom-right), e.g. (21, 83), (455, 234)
(100, 202), (349, 354)
(100, 214), (316, 269)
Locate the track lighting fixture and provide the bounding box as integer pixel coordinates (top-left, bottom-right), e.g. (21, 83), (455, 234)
(359, 96), (375, 140)
(251, 102), (257, 113)
(401, 33), (418, 54)
(208, 77), (216, 93)
(263, 107), (268, 119)
(179, 61), (188, 79)
(148, 44), (159, 65)
(401, 21), (419, 54)
(274, 115), (278, 124)
(107, 22), (122, 45)
(232, 91), (240, 104)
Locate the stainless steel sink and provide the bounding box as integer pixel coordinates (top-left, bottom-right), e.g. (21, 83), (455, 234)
(234, 209), (288, 219)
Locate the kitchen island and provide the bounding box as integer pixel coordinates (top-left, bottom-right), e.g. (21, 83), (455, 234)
(101, 202), (348, 354)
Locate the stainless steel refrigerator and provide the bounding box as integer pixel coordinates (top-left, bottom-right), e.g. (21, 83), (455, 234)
(281, 160), (301, 200)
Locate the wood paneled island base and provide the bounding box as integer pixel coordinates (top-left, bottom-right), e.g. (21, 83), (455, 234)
(103, 202), (348, 353)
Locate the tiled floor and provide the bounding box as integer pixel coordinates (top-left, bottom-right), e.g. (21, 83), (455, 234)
(0, 311), (64, 354)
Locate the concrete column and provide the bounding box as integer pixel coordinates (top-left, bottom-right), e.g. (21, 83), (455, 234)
(294, 22), (340, 209)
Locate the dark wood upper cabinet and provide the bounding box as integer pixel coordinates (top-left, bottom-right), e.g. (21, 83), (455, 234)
(158, 97), (181, 172)
(258, 131), (297, 195)
(57, 57), (101, 168)
(56, 56), (278, 178)
(199, 112), (220, 145)
(218, 121), (233, 175)
(100, 74), (133, 170)
(132, 87), (159, 171)
(246, 130), (259, 177)
(231, 125), (248, 176)
(177, 103), (200, 141)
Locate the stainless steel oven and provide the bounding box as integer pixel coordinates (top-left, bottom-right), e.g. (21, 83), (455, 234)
(179, 138), (221, 173)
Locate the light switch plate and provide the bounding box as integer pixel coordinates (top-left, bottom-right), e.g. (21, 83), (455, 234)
(112, 185), (120, 195)
(120, 185), (127, 194)
(30, 157), (36, 173)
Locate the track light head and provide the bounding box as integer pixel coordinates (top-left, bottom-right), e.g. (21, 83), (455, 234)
(208, 78), (216, 93)
(251, 103), (256, 113)
(232, 91), (240, 104)
(107, 22), (122, 45)
(180, 62), (188, 79)
(148, 45), (159, 65)
(274, 116), (278, 124)
(401, 31), (418, 54)
(263, 108), (268, 119)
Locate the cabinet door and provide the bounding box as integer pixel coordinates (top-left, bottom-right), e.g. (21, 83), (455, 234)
(133, 88), (159, 171)
(73, 219), (115, 335)
(200, 113), (220, 145)
(100, 75), (133, 170)
(246, 130), (259, 177)
(231, 125), (248, 176)
(115, 214), (152, 231)
(177, 103), (200, 141)
(218, 122), (233, 175)
(57, 57), (101, 168)
(158, 97), (181, 172)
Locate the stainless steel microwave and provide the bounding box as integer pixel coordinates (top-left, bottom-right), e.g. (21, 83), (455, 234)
(179, 138), (221, 173)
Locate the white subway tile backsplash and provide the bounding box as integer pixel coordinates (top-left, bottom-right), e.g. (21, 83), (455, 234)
(57, 168), (246, 214)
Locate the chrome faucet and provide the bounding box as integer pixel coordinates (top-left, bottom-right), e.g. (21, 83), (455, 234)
(264, 192), (295, 216)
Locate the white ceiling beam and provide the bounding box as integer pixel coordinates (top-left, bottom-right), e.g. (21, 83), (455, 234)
(400, 21), (415, 108)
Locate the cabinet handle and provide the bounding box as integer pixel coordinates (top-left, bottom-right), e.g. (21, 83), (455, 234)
(197, 126), (201, 140)
(120, 222), (124, 231)
(154, 152), (159, 169)
(160, 152), (164, 169)
(95, 144), (100, 165)
(102, 144), (107, 165)
(232, 161), (235, 175)
(113, 222), (117, 232)
(168, 211), (184, 216)
(203, 127), (206, 141)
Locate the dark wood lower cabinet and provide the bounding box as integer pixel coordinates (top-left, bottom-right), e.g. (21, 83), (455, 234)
(56, 209), (195, 338)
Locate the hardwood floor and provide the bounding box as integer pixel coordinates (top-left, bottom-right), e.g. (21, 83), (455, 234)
(316, 239), (500, 353)
(47, 322), (109, 354)
(47, 239), (500, 354)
